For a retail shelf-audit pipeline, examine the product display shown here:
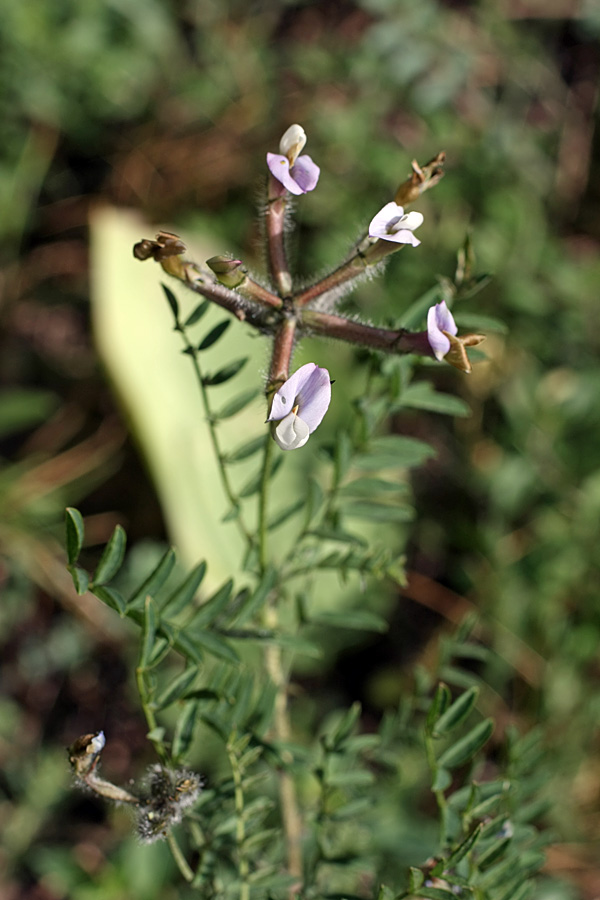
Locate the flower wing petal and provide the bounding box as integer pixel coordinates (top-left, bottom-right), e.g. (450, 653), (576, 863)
(368, 202), (405, 238)
(427, 301), (457, 360)
(268, 363), (317, 422)
(290, 155), (320, 193)
(267, 153), (304, 194)
(295, 366), (331, 433)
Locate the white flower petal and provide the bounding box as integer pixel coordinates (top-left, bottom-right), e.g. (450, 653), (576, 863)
(273, 412), (310, 450)
(279, 124), (306, 164)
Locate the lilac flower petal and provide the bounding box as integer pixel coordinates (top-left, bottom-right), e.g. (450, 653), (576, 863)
(290, 155), (320, 193)
(268, 363), (318, 423)
(368, 202), (423, 245)
(427, 301), (457, 360)
(274, 412), (310, 450)
(433, 300), (458, 336)
(295, 366), (331, 432)
(267, 152), (304, 195)
(368, 202), (404, 237)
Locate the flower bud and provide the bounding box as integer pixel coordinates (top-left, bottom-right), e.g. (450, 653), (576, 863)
(206, 256), (247, 288)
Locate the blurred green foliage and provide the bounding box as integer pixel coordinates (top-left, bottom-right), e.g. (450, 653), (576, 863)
(1, 0), (599, 897)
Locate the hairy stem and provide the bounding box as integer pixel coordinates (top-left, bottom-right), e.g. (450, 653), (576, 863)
(265, 188), (292, 297)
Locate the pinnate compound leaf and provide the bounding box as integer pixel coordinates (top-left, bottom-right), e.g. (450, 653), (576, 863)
(161, 562), (207, 618)
(92, 585), (126, 615)
(204, 357), (248, 386)
(328, 701), (361, 750)
(338, 477), (408, 497)
(239, 456), (283, 498)
(173, 631), (203, 665)
(224, 435), (267, 464)
(432, 766), (452, 791)
(139, 596), (158, 668)
(399, 382), (471, 417)
(197, 319), (230, 350)
(434, 686), (479, 736)
(356, 435), (436, 470)
(92, 525), (126, 585)
(444, 823), (483, 869)
(127, 547), (177, 610)
(267, 498), (305, 530)
(155, 667), (200, 710)
(214, 388), (260, 421)
(190, 578), (234, 628)
(416, 887), (461, 900)
(342, 501), (414, 523)
(313, 610), (388, 633)
(172, 699), (199, 762)
(161, 283), (180, 323)
(408, 867), (425, 893)
(426, 682), (452, 735)
(438, 719), (494, 769)
(477, 836), (512, 870)
(65, 508), (85, 565)
(186, 628), (239, 664)
(184, 300), (209, 327)
(69, 566), (90, 596)
(230, 567), (277, 627)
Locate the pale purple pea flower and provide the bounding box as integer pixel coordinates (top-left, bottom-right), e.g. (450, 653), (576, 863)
(427, 300), (458, 360)
(268, 362), (331, 450)
(267, 124), (320, 195)
(368, 201), (424, 246)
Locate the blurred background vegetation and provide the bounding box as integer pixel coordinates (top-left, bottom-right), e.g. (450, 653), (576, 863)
(1, 0), (599, 897)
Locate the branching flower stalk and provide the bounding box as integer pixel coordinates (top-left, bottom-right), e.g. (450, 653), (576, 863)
(132, 126), (485, 883)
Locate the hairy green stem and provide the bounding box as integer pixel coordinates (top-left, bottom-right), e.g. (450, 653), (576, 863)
(136, 666), (169, 766)
(167, 832), (195, 883)
(425, 731), (450, 848)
